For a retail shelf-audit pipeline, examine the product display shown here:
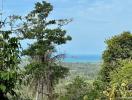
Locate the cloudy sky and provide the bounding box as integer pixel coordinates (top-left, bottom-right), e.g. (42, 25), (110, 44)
(1, 0), (132, 55)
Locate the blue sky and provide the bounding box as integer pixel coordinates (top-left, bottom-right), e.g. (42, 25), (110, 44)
(1, 0), (132, 55)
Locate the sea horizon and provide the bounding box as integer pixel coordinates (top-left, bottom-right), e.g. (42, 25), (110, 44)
(63, 54), (102, 63)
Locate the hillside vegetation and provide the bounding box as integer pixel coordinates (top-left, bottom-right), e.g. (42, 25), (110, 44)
(63, 62), (100, 80)
(0, 1), (132, 100)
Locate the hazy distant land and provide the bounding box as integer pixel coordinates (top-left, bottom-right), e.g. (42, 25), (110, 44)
(56, 62), (101, 94)
(63, 62), (101, 80)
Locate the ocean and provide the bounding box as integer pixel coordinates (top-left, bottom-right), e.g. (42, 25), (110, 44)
(63, 54), (101, 63)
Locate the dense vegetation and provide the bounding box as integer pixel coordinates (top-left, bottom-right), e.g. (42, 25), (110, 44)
(0, 1), (132, 100)
(0, 15), (22, 99)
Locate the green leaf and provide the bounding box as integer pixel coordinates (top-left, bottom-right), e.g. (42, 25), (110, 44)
(0, 84), (6, 92)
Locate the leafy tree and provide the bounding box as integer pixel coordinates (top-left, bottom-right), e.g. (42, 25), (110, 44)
(100, 32), (132, 82)
(0, 15), (22, 99)
(86, 79), (107, 100)
(103, 60), (132, 99)
(20, 1), (72, 100)
(59, 76), (90, 100)
(110, 60), (132, 84)
(92, 32), (132, 99)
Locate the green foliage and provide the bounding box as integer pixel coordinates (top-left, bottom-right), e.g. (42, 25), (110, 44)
(20, 1), (71, 42)
(83, 79), (107, 100)
(110, 60), (132, 84)
(103, 60), (132, 99)
(0, 16), (22, 99)
(62, 62), (100, 80)
(100, 32), (132, 82)
(59, 76), (90, 100)
(54, 62), (100, 100)
(20, 1), (72, 100)
(91, 32), (132, 99)
(25, 62), (69, 88)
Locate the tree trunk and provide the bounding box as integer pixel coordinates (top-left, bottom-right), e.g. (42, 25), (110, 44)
(35, 81), (40, 100)
(47, 85), (53, 100)
(41, 78), (44, 100)
(35, 89), (39, 100)
(47, 95), (53, 100)
(47, 71), (54, 100)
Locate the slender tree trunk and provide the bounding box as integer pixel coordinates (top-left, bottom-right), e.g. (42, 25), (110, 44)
(41, 78), (44, 100)
(47, 70), (54, 100)
(35, 81), (40, 100)
(35, 89), (39, 100)
(47, 85), (53, 100)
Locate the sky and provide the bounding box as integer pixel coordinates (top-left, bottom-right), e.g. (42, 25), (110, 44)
(1, 0), (132, 55)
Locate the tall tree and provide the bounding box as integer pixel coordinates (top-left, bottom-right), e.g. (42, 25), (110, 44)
(0, 15), (22, 99)
(20, 1), (72, 100)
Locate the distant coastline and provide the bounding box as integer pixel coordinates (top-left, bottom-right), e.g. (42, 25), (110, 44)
(63, 54), (102, 63)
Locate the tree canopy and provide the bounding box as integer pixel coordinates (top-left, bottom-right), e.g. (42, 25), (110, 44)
(100, 32), (132, 82)
(20, 1), (72, 100)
